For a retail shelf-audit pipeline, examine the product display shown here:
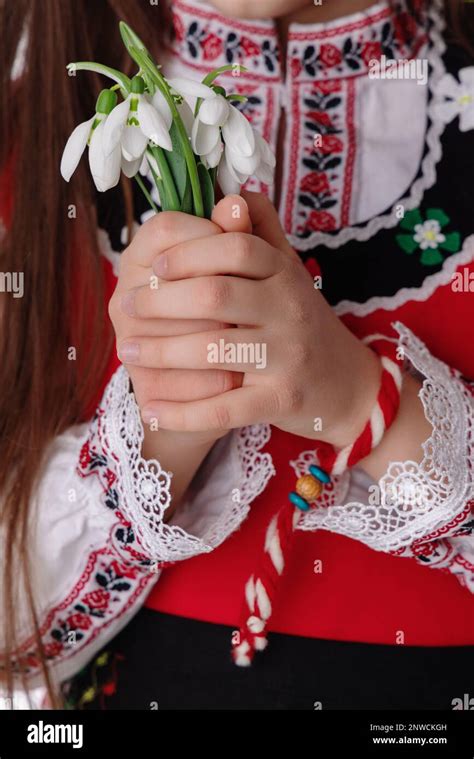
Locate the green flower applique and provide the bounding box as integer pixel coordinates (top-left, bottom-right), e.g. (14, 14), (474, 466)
(396, 208), (461, 266)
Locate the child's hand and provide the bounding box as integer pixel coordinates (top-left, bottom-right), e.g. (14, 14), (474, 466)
(125, 191), (381, 449)
(108, 196), (251, 446)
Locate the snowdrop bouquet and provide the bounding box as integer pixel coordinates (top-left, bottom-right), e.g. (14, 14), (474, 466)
(60, 22), (275, 218)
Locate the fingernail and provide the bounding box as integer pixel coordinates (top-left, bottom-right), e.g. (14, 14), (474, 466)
(121, 292), (136, 317)
(142, 407), (158, 425)
(118, 342), (140, 363)
(153, 254), (168, 277)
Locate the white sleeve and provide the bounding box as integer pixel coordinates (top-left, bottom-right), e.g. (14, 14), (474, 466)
(5, 366), (274, 687)
(294, 323), (474, 590)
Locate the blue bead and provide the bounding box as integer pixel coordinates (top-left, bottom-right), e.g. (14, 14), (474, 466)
(289, 492), (310, 512)
(309, 465), (330, 484)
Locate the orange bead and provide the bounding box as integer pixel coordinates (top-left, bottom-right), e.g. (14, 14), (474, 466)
(295, 475), (322, 502)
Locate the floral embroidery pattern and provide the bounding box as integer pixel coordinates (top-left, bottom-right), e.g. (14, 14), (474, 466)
(294, 81), (345, 235)
(288, 4), (427, 81)
(281, 0), (430, 239)
(4, 406), (158, 677)
(171, 1), (279, 76)
(232, 84), (263, 125)
(396, 209), (461, 266)
(433, 66), (474, 132)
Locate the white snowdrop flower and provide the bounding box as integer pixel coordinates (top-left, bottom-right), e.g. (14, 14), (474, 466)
(218, 128), (275, 195)
(60, 89), (122, 192)
(434, 66), (474, 132)
(218, 147), (247, 195)
(169, 77), (230, 168)
(102, 76), (172, 166)
(221, 103), (255, 158)
(254, 132), (276, 184)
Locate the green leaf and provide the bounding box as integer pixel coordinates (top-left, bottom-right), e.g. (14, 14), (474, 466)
(197, 163), (215, 220)
(440, 231), (461, 253)
(150, 147), (180, 212)
(209, 166), (218, 191)
(164, 123), (188, 203)
(420, 248), (444, 266)
(180, 174), (193, 214)
(426, 208), (450, 227)
(119, 22), (150, 58)
(399, 208), (422, 231)
(396, 234), (418, 254)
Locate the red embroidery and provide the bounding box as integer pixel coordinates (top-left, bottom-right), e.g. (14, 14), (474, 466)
(307, 210), (337, 232)
(318, 134), (343, 154)
(240, 36), (261, 58)
(341, 78), (356, 227)
(67, 613), (93, 631)
(172, 12), (185, 43)
(360, 41), (383, 66)
(301, 172), (330, 194)
(319, 43), (343, 69)
(82, 589), (110, 611)
(201, 33), (223, 61)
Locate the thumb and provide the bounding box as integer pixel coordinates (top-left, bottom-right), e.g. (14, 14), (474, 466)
(211, 194), (252, 234)
(241, 190), (293, 253)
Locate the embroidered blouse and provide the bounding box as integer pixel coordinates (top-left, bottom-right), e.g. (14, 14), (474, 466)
(2, 0), (474, 688)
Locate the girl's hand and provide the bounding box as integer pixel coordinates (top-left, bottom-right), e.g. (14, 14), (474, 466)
(108, 196), (255, 513)
(124, 191), (381, 448)
(108, 195), (251, 447)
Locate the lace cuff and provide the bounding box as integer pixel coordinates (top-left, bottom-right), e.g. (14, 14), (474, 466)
(297, 323), (474, 554)
(87, 366), (275, 564)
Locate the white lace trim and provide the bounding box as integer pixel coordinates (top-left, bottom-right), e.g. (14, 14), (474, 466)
(199, 424), (275, 547)
(286, 0), (447, 252)
(335, 234), (474, 317)
(99, 367), (274, 563)
(297, 323), (474, 552)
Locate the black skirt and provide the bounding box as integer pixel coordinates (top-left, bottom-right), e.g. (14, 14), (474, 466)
(62, 608), (474, 710)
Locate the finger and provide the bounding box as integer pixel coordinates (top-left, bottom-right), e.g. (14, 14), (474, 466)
(118, 328), (269, 372)
(122, 276), (266, 324)
(127, 210), (222, 268)
(152, 232), (281, 281)
(142, 385), (278, 432)
(115, 317), (231, 339)
(241, 190), (294, 255)
(127, 367), (242, 403)
(211, 194), (252, 234)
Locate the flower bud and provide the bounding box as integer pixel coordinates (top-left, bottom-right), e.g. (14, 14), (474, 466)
(96, 89), (118, 115)
(130, 75), (146, 94)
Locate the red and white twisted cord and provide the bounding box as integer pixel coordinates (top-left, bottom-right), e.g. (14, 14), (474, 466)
(231, 333), (404, 666)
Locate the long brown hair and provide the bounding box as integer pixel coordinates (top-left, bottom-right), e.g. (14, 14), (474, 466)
(0, 0), (169, 705)
(0, 0), (472, 707)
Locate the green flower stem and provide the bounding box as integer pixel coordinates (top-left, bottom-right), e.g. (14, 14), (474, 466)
(195, 64), (248, 117)
(67, 62), (131, 98)
(202, 64), (247, 87)
(146, 158), (166, 210)
(135, 174), (158, 213)
(128, 45), (205, 217)
(150, 146), (180, 212)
